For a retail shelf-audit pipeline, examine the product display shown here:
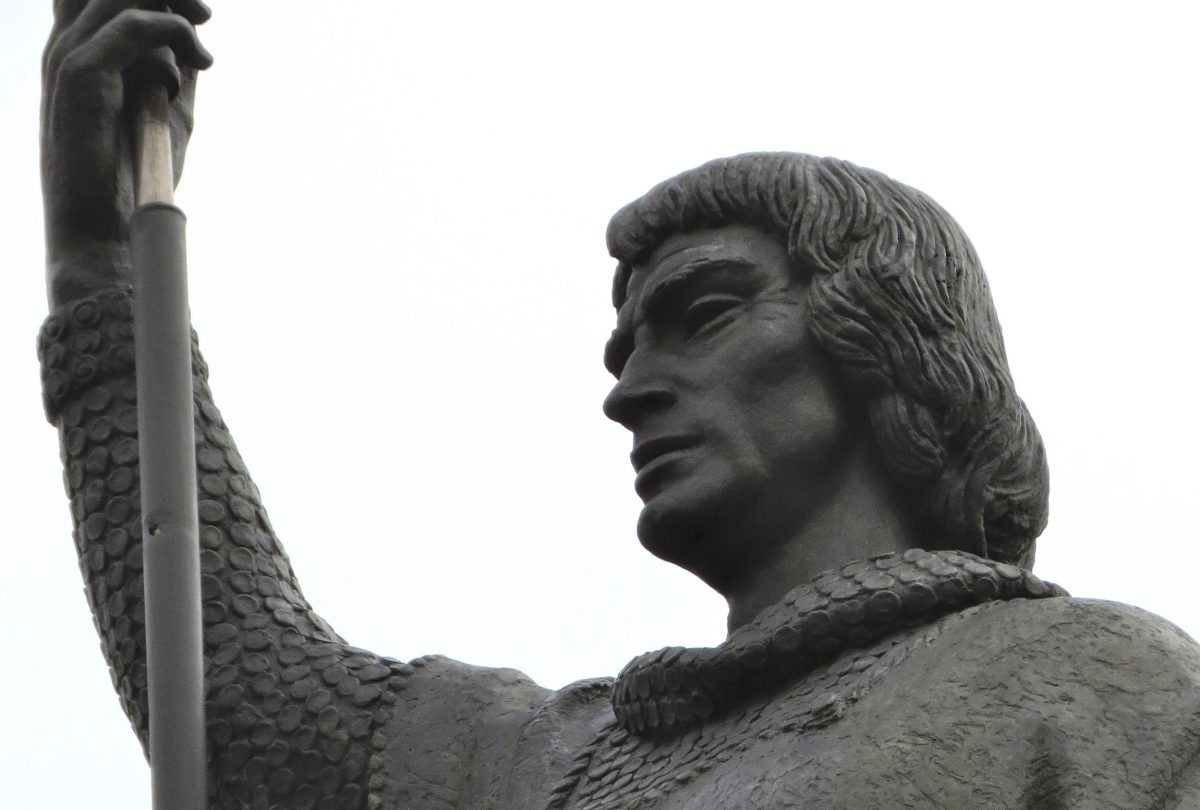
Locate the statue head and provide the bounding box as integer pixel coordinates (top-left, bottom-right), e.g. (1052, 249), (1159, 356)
(604, 153), (1047, 575)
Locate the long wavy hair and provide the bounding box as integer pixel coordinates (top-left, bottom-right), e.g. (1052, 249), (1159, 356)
(606, 153), (1047, 568)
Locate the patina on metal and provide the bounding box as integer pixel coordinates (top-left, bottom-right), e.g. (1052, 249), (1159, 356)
(37, 3), (1200, 808)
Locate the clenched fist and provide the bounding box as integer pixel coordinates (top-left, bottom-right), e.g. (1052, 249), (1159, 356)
(41, 0), (213, 309)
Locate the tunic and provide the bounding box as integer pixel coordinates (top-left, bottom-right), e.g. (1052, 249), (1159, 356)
(39, 289), (1200, 809)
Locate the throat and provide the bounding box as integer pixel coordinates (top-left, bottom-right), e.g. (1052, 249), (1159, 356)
(722, 437), (923, 634)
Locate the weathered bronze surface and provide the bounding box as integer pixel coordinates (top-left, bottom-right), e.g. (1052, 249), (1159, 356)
(39, 4), (1200, 808)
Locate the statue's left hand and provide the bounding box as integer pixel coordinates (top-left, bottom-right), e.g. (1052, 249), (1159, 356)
(40, 0), (214, 309)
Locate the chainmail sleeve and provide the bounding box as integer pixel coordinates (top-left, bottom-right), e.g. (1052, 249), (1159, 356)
(38, 288), (412, 809)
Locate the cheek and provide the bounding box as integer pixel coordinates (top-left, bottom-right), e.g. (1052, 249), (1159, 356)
(741, 327), (852, 462)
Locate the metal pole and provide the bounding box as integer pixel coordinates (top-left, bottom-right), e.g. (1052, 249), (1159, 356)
(129, 47), (207, 810)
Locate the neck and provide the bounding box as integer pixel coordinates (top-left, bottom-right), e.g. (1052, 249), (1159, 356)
(723, 434), (921, 634)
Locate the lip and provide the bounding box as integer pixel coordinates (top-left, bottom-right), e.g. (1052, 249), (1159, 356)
(631, 435), (701, 473)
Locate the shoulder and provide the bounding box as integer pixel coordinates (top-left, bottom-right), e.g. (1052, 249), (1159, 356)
(879, 595), (1200, 733)
(401, 653), (551, 701)
(375, 656), (613, 807)
(939, 596), (1200, 681)
(906, 597), (1200, 806)
(840, 597), (1200, 808)
(398, 655), (614, 760)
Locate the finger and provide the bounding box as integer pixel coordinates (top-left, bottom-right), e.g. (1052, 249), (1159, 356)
(47, 2), (210, 80)
(176, 63), (197, 108)
(170, 67), (198, 136)
(74, 0), (212, 35)
(53, 0), (92, 28)
(64, 9), (214, 76)
(54, 0), (211, 30)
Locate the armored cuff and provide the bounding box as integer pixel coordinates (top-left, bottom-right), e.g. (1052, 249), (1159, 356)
(37, 287), (207, 426)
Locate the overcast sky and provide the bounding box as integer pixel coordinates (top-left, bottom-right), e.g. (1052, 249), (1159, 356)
(2, 2), (1198, 807)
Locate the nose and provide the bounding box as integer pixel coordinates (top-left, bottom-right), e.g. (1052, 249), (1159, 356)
(602, 349), (677, 429)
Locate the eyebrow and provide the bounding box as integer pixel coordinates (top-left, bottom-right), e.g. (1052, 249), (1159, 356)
(604, 255), (759, 376)
(642, 256), (758, 319)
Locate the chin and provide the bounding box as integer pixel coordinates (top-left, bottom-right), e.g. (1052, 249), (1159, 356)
(636, 504), (689, 563)
(635, 489), (748, 591)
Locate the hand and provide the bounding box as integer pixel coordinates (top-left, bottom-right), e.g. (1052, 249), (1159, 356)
(41, 0), (214, 309)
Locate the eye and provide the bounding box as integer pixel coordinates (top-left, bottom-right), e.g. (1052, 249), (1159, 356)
(683, 294), (743, 337)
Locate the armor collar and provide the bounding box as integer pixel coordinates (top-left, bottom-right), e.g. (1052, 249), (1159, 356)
(611, 549), (1066, 739)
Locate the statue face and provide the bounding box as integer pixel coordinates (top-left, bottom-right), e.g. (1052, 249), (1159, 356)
(603, 225), (855, 588)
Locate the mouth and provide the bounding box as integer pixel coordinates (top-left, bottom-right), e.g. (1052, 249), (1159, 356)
(631, 435), (701, 473)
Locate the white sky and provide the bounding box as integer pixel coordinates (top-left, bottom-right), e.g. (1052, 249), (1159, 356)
(2, 1), (1199, 807)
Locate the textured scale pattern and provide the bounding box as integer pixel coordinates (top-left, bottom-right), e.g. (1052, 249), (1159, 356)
(39, 290), (408, 809)
(42, 291), (1200, 810)
(608, 548), (1066, 739)
(546, 550), (1067, 809)
(549, 609), (966, 810)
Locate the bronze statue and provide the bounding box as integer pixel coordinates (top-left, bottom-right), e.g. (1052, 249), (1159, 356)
(39, 3), (1200, 808)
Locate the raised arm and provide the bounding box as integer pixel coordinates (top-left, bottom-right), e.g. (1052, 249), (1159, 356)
(39, 5), (412, 806)
(39, 288), (417, 803)
(38, 5), (605, 807)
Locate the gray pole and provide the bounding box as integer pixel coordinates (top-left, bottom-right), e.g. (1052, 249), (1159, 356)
(129, 49), (208, 810)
